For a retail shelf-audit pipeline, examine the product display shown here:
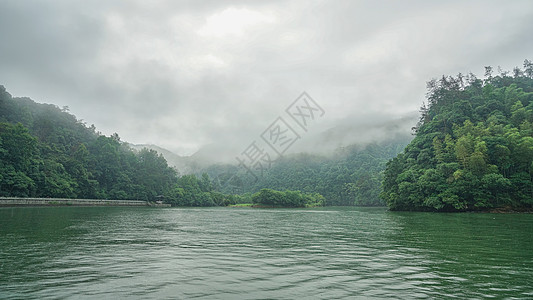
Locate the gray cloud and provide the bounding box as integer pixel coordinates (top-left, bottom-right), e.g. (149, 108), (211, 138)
(1, 0), (532, 158)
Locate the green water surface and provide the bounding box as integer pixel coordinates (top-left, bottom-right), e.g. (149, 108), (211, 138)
(0, 206), (532, 299)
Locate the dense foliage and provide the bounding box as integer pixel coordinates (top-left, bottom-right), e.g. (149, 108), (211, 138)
(251, 188), (325, 207)
(0, 84), (407, 207)
(381, 61), (533, 211)
(0, 85), (202, 202)
(0, 86), (330, 207)
(205, 140), (409, 206)
(165, 173), (242, 206)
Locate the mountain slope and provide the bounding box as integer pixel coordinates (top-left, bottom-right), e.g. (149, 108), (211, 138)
(381, 61), (533, 211)
(0, 85), (177, 200)
(202, 137), (411, 206)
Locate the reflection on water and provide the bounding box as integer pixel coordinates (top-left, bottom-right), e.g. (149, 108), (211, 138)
(1, 206), (532, 299)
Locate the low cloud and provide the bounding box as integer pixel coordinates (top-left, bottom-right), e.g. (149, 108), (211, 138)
(1, 0), (532, 157)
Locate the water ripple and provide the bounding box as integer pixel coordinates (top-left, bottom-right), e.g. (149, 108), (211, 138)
(1, 207), (532, 299)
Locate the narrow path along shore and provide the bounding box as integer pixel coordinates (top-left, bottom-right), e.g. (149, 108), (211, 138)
(0, 197), (170, 207)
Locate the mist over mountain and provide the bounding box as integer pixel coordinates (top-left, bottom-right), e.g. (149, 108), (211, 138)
(130, 112), (416, 175)
(291, 112), (417, 155)
(128, 143), (192, 174)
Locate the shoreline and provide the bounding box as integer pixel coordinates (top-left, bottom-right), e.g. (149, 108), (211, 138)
(0, 197), (170, 207)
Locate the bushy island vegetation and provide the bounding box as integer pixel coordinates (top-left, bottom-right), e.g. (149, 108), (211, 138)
(382, 60), (533, 211)
(251, 188), (325, 208)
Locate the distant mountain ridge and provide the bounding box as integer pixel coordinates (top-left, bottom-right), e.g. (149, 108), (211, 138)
(128, 113), (417, 176)
(128, 143), (192, 174)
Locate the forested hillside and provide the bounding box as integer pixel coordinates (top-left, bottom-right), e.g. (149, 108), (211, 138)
(0, 86), (188, 201)
(0, 86), (329, 207)
(204, 139), (410, 206)
(381, 61), (533, 211)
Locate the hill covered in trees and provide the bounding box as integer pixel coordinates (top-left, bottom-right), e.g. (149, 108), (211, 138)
(381, 61), (533, 211)
(202, 139), (410, 206)
(0, 84), (409, 207)
(0, 85), (212, 203)
(0, 86), (329, 207)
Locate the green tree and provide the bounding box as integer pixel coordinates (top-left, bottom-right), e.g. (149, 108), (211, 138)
(382, 63), (533, 211)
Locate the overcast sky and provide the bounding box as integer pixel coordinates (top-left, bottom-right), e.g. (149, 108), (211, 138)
(1, 0), (532, 157)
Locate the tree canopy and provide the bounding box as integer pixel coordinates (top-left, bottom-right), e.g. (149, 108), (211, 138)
(381, 60), (533, 211)
(0, 86), (328, 207)
(204, 139), (409, 206)
(0, 86), (177, 200)
(251, 188), (325, 207)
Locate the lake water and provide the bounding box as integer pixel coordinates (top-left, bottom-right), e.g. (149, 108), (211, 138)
(1, 206), (532, 299)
